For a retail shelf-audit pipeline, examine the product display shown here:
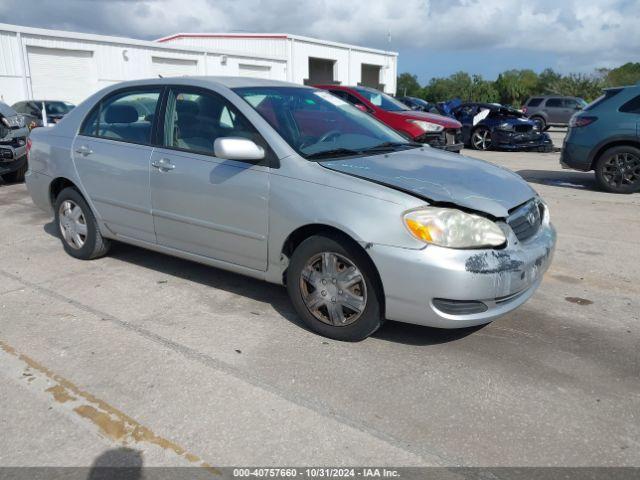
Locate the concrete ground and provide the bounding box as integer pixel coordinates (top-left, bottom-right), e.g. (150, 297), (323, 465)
(0, 129), (638, 470)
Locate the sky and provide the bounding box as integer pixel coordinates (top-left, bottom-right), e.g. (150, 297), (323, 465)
(0, 0), (638, 83)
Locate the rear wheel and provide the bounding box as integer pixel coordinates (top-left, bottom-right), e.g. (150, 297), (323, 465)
(471, 127), (492, 150)
(595, 146), (640, 194)
(1, 156), (27, 183)
(54, 187), (111, 259)
(287, 234), (383, 341)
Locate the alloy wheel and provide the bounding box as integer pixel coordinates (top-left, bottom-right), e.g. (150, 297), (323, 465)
(58, 200), (88, 250)
(601, 152), (640, 189)
(299, 252), (367, 326)
(472, 129), (491, 150)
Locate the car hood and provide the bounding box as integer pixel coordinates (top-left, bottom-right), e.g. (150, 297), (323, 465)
(390, 110), (461, 129)
(320, 147), (536, 218)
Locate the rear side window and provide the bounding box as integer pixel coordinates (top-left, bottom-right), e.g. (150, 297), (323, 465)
(545, 98), (563, 107)
(620, 95), (640, 114)
(526, 98), (543, 107)
(584, 88), (623, 111)
(81, 88), (161, 144)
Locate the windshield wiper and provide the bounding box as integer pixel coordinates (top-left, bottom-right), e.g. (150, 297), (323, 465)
(360, 141), (423, 153)
(306, 148), (361, 160)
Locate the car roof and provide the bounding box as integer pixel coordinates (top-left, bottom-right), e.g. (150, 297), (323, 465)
(98, 76), (310, 90)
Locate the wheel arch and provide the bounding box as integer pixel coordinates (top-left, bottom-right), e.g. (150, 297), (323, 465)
(280, 223), (386, 314)
(49, 177), (80, 206)
(590, 138), (640, 170)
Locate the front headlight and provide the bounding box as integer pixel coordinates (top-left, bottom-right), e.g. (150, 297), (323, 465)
(408, 119), (444, 133)
(403, 207), (506, 248)
(498, 122), (514, 131)
(1, 115), (26, 128)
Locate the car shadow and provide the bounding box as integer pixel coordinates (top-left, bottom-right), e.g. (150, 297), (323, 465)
(43, 221), (487, 346)
(517, 169), (600, 191)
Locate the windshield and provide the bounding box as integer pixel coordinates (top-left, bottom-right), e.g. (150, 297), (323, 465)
(354, 87), (409, 112)
(234, 87), (412, 159)
(45, 101), (74, 115)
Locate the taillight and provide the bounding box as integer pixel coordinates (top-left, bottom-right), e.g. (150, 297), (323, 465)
(522, 106), (528, 114)
(26, 137), (32, 159)
(569, 115), (597, 128)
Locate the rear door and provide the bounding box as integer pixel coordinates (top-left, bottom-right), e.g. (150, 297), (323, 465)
(73, 87), (162, 243)
(544, 98), (564, 124)
(149, 86), (270, 271)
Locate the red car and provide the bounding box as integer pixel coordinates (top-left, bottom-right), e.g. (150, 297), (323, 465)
(314, 85), (464, 152)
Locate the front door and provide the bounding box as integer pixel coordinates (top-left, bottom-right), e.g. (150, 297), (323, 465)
(150, 87), (270, 271)
(73, 87), (162, 243)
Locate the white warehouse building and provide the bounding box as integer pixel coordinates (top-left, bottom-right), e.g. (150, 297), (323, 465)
(0, 23), (398, 106)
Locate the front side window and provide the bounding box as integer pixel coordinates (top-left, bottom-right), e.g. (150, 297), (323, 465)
(545, 98), (563, 108)
(354, 87), (409, 112)
(45, 101), (74, 115)
(162, 88), (264, 156)
(234, 86), (411, 159)
(81, 89), (161, 144)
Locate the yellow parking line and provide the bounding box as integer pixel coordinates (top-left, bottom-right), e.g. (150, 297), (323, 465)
(0, 339), (220, 474)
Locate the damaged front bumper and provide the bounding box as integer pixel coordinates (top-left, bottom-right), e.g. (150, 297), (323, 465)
(367, 217), (556, 329)
(492, 130), (553, 152)
(417, 129), (464, 153)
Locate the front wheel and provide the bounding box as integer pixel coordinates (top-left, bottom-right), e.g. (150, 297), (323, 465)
(54, 187), (111, 259)
(287, 234), (383, 341)
(595, 146), (640, 194)
(531, 116), (546, 132)
(471, 127), (492, 150)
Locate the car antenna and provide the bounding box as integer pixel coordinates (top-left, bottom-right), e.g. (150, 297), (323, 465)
(158, 74), (163, 78)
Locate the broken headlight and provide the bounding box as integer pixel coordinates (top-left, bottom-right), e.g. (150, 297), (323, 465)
(1, 115), (26, 129)
(403, 207), (506, 249)
(497, 122), (514, 131)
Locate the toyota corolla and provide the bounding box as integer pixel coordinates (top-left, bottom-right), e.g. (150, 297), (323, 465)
(25, 77), (556, 341)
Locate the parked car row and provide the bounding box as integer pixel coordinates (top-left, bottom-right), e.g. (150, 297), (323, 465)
(24, 77), (557, 341)
(396, 97), (553, 152)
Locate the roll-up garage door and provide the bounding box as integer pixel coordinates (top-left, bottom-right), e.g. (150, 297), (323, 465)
(27, 47), (95, 104)
(238, 64), (271, 79)
(151, 57), (198, 77)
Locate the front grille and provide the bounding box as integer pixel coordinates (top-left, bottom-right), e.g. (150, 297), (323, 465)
(0, 147), (14, 160)
(514, 124), (533, 133)
(507, 199), (543, 242)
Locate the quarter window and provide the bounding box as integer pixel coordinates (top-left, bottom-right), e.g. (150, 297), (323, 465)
(162, 88), (264, 156)
(80, 89), (161, 144)
(620, 95), (640, 114)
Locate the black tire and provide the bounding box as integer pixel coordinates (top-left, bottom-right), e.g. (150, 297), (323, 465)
(470, 127), (491, 151)
(286, 233), (384, 342)
(54, 187), (111, 259)
(594, 145), (640, 194)
(1, 156), (27, 183)
(531, 116), (546, 132)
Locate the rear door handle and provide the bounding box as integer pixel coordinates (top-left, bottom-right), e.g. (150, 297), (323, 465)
(151, 158), (175, 172)
(75, 145), (93, 156)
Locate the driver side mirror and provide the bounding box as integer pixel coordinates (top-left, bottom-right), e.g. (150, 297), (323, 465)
(214, 137), (265, 161)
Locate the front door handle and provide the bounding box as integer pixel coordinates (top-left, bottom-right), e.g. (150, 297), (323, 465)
(151, 158), (175, 172)
(75, 145), (93, 156)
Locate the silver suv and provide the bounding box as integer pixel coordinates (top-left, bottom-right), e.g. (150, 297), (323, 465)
(523, 96), (587, 130)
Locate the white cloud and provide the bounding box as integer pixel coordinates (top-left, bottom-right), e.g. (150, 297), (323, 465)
(0, 0), (638, 70)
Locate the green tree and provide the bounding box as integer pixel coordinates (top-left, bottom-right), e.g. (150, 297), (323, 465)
(604, 63), (640, 87)
(495, 70), (527, 106)
(396, 73), (422, 97)
(537, 68), (562, 94)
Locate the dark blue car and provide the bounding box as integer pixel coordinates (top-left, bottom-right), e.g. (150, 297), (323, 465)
(450, 102), (553, 151)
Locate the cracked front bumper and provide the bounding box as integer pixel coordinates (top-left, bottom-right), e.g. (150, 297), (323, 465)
(493, 131), (553, 151)
(368, 220), (556, 328)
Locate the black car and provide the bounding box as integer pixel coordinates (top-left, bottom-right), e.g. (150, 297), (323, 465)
(11, 100), (75, 128)
(451, 103), (553, 151)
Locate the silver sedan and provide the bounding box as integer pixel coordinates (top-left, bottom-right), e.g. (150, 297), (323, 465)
(25, 77), (555, 341)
